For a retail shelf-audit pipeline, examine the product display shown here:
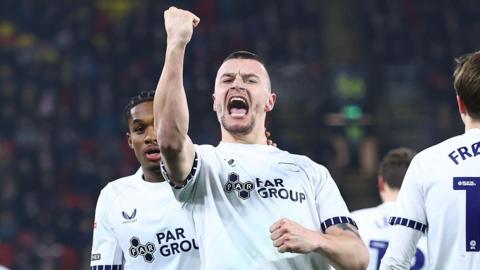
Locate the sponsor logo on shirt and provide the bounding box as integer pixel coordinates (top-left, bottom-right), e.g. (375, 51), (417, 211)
(129, 236), (156, 263)
(223, 172), (306, 203)
(458, 180), (476, 187)
(256, 178), (306, 203)
(224, 172), (254, 199)
(156, 228), (199, 257)
(127, 229), (199, 262)
(122, 209), (137, 224)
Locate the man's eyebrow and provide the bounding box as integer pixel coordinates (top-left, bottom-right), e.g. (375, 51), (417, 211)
(131, 119), (144, 124)
(241, 73), (260, 79)
(220, 73), (260, 78)
(220, 73), (236, 78)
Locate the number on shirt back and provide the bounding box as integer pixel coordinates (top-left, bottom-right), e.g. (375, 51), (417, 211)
(370, 240), (424, 270)
(453, 177), (480, 252)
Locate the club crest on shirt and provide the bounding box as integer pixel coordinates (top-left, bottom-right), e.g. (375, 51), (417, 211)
(122, 209), (138, 224)
(224, 172), (254, 199)
(223, 158), (236, 167)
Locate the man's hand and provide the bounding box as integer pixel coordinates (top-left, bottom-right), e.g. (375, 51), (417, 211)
(164, 7), (200, 47)
(270, 218), (320, 254)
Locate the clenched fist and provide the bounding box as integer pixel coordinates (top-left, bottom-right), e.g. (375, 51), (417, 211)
(164, 7), (200, 47)
(270, 218), (320, 254)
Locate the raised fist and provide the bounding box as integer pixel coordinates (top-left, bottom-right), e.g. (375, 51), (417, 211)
(164, 6), (200, 47)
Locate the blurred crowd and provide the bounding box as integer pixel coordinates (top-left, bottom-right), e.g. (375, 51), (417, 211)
(0, 0), (478, 269)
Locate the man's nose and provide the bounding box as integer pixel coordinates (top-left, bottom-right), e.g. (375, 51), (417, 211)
(231, 76), (246, 90)
(144, 126), (157, 144)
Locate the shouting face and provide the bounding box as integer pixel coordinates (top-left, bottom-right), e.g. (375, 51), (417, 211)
(213, 58), (276, 135)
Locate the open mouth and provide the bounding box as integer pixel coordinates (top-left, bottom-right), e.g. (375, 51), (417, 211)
(227, 96), (249, 117)
(145, 146), (161, 161)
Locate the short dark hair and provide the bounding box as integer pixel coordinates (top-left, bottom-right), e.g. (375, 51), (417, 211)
(223, 51), (266, 65)
(453, 51), (480, 119)
(222, 51), (271, 90)
(379, 148), (416, 189)
(124, 90), (155, 120)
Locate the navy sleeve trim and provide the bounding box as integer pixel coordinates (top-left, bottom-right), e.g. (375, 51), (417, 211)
(388, 216), (428, 233)
(320, 216), (358, 232)
(90, 265), (122, 270)
(161, 152), (199, 189)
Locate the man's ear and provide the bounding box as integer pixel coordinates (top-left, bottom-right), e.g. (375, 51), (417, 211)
(126, 132), (133, 149)
(212, 94), (216, 111)
(457, 95), (467, 115)
(378, 175), (385, 193)
(265, 92), (277, 112)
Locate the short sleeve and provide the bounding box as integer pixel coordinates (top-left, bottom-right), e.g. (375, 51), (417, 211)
(313, 164), (357, 232)
(388, 156), (427, 228)
(90, 188), (123, 268)
(161, 145), (219, 203)
(161, 151), (200, 203)
(380, 157), (426, 269)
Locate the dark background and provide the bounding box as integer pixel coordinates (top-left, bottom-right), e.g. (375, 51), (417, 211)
(0, 0), (476, 268)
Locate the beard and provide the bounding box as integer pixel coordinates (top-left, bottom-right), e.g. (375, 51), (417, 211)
(215, 102), (256, 135)
(220, 114), (256, 135)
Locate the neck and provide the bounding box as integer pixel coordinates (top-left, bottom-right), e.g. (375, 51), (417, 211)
(142, 167), (165, 183)
(464, 118), (480, 132)
(380, 189), (399, 202)
(220, 126), (267, 144)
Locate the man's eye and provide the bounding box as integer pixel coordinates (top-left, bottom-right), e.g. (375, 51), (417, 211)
(135, 126), (145, 133)
(247, 79), (258, 83)
(223, 78), (234, 83)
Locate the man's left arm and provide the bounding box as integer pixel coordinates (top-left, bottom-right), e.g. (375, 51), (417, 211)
(270, 219), (368, 270)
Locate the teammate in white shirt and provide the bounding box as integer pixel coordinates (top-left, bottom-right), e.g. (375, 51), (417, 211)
(90, 91), (200, 270)
(153, 7), (368, 270)
(380, 52), (480, 269)
(352, 148), (428, 270)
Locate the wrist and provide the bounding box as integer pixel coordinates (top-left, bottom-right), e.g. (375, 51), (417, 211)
(167, 38), (189, 50)
(165, 43), (187, 60)
(313, 231), (327, 253)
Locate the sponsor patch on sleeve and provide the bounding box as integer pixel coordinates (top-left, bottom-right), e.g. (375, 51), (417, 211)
(91, 253), (101, 261)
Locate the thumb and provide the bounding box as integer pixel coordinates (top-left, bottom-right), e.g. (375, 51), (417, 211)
(192, 15), (200, 27)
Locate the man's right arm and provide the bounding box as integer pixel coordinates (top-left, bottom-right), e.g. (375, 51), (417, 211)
(90, 189), (123, 268)
(154, 7), (200, 185)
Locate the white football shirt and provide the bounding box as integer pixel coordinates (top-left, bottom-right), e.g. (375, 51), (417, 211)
(352, 201), (428, 270)
(162, 142), (356, 270)
(90, 168), (200, 270)
(380, 128), (480, 269)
